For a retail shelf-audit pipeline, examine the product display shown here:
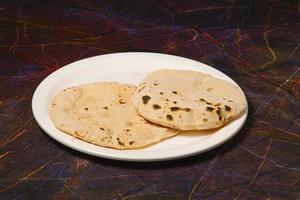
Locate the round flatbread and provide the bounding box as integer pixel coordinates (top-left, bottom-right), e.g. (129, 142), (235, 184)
(132, 69), (247, 130)
(49, 82), (178, 149)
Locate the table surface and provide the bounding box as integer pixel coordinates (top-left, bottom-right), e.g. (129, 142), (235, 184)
(0, 1), (299, 200)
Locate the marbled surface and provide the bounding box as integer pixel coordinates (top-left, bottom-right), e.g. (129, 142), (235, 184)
(0, 1), (299, 199)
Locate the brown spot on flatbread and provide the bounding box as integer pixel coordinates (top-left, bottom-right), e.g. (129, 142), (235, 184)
(172, 91), (178, 94)
(153, 104), (161, 110)
(52, 103), (56, 106)
(206, 107), (214, 112)
(219, 116), (222, 121)
(126, 129), (130, 132)
(171, 107), (180, 111)
(203, 118), (208, 122)
(129, 141), (135, 145)
(142, 95), (151, 104)
(153, 83), (159, 86)
(116, 138), (125, 146)
(74, 131), (81, 136)
(225, 105), (231, 111)
(166, 99), (169, 101)
(100, 127), (105, 130)
(206, 88), (213, 92)
(173, 101), (177, 104)
(103, 106), (108, 110)
(138, 85), (146, 92)
(119, 99), (126, 104)
(159, 92), (164, 95)
(166, 114), (173, 121)
(84, 107), (89, 110)
(216, 110), (221, 115)
(184, 108), (191, 112)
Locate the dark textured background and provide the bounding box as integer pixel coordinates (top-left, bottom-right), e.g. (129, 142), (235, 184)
(0, 0), (299, 199)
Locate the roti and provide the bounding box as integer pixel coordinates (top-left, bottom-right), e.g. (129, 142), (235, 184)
(132, 69), (247, 130)
(49, 82), (178, 149)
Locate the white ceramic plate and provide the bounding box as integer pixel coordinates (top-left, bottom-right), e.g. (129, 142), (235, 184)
(32, 52), (247, 161)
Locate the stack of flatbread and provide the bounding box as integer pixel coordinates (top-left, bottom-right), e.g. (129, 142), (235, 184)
(49, 69), (247, 149)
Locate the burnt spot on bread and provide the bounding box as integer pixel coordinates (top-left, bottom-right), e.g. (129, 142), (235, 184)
(206, 107), (214, 112)
(142, 95), (151, 104)
(116, 137), (125, 146)
(203, 118), (208, 122)
(129, 141), (135, 145)
(200, 98), (213, 105)
(74, 131), (83, 137)
(166, 114), (173, 121)
(184, 108), (191, 112)
(173, 101), (177, 104)
(103, 106), (108, 110)
(137, 85), (146, 92)
(153, 83), (159, 86)
(52, 103), (56, 106)
(225, 105), (231, 111)
(84, 107), (89, 110)
(170, 107), (191, 112)
(206, 88), (213, 92)
(166, 99), (169, 101)
(159, 92), (164, 95)
(125, 129), (130, 132)
(216, 109), (221, 115)
(100, 127), (105, 131)
(171, 107), (180, 111)
(172, 91), (178, 94)
(219, 116), (222, 121)
(119, 99), (126, 104)
(153, 104), (161, 110)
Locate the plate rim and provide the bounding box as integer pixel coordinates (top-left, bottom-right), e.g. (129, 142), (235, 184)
(32, 52), (248, 162)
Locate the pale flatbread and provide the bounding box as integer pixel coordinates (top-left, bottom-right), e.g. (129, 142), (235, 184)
(132, 69), (247, 130)
(49, 82), (178, 149)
